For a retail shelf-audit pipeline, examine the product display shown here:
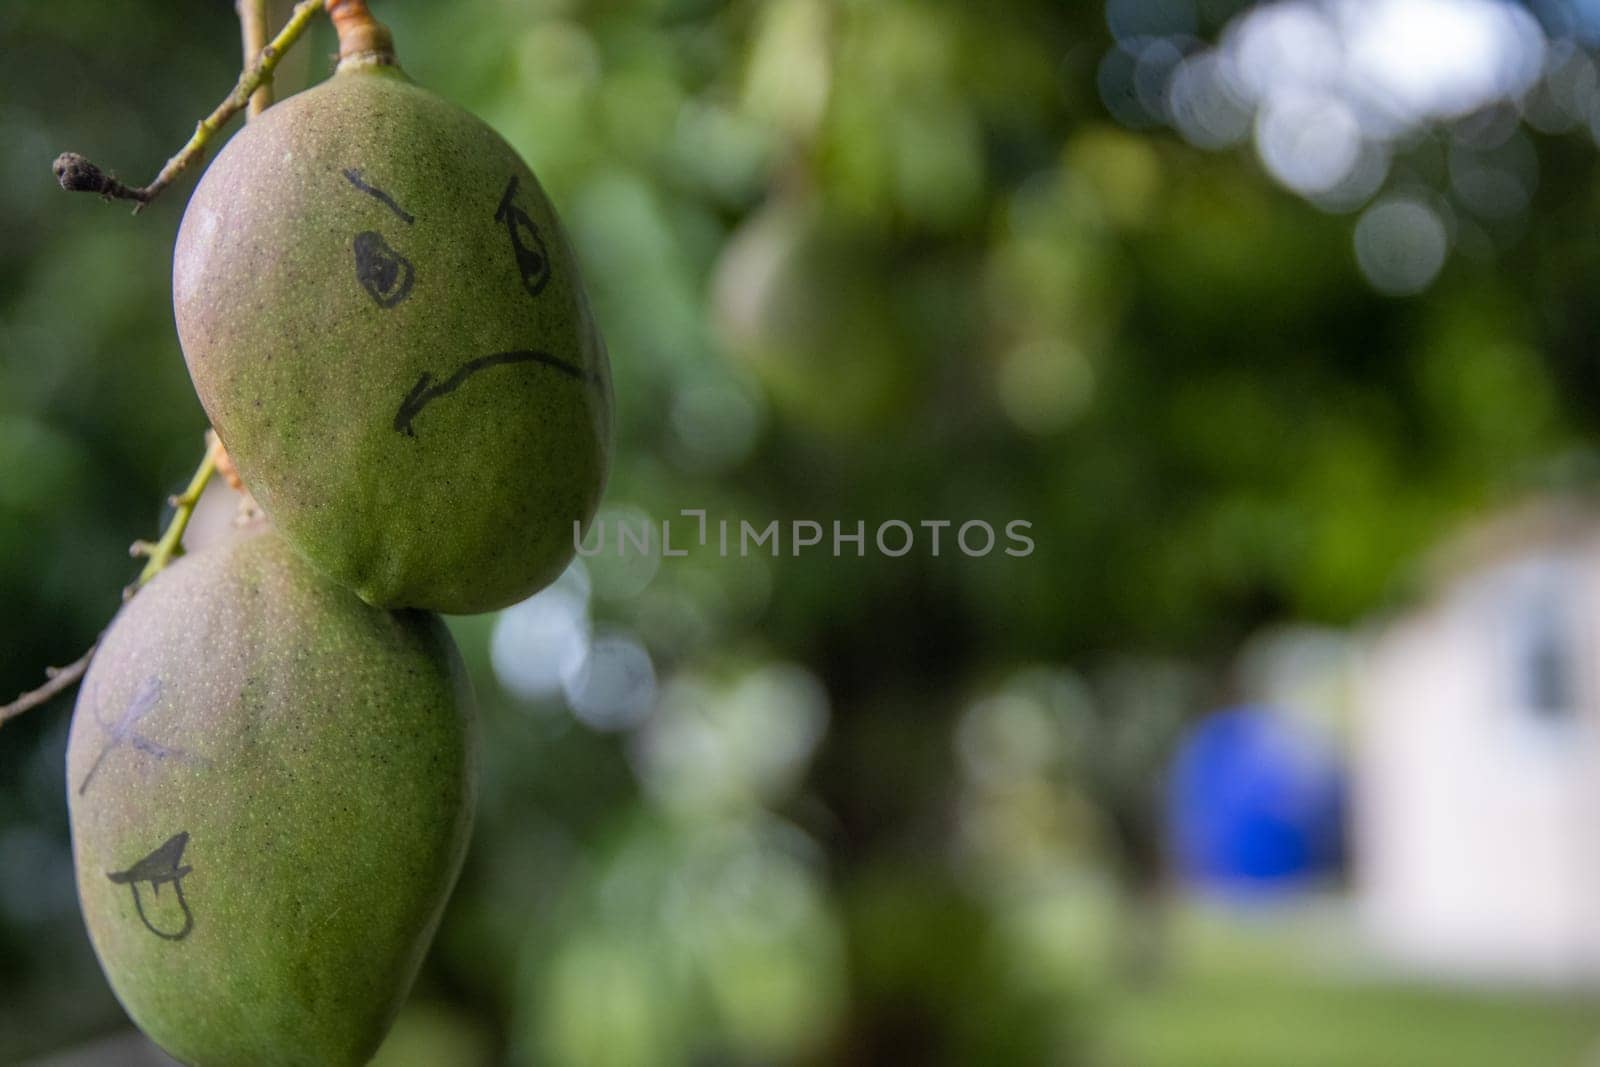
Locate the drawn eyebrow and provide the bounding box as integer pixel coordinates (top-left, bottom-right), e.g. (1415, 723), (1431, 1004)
(343, 168), (415, 225)
(79, 676), (197, 796)
(394, 350), (595, 437)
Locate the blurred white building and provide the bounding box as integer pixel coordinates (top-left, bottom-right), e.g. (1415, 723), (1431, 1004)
(1357, 500), (1600, 986)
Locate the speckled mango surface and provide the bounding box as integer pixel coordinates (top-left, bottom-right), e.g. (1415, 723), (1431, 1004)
(66, 523), (476, 1066)
(174, 67), (612, 614)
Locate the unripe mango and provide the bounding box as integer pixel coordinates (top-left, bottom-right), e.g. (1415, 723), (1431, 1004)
(66, 523), (476, 1066)
(174, 66), (612, 614)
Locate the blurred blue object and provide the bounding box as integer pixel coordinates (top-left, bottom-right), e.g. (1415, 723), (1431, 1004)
(1167, 706), (1346, 894)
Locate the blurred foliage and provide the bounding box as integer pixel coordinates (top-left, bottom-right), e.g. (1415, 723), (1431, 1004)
(4, 0), (1600, 1063)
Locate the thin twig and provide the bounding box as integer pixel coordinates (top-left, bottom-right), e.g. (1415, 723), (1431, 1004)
(51, 0), (322, 211)
(131, 434), (224, 591)
(12, 0), (288, 728)
(0, 641), (100, 726)
(2, 435), (222, 729)
(239, 0), (274, 118)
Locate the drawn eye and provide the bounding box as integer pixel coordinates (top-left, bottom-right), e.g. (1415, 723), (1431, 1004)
(510, 215), (548, 283)
(495, 175), (552, 297)
(353, 230), (415, 308)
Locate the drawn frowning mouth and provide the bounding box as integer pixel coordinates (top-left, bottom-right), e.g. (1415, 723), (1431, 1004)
(393, 349), (595, 437)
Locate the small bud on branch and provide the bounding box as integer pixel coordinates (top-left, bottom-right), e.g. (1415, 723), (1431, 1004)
(48, 0), (323, 212)
(51, 153), (151, 203)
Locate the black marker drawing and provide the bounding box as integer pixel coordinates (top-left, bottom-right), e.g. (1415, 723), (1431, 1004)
(394, 350), (591, 437)
(79, 677), (194, 796)
(354, 231), (415, 308)
(107, 832), (195, 942)
(342, 168), (415, 224)
(495, 175), (552, 297)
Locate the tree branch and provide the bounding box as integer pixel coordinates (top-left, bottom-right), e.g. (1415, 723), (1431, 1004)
(130, 433), (224, 591)
(13, 4), (295, 729)
(0, 641), (100, 726)
(51, 0), (323, 211)
(239, 0), (274, 118)
(2, 434), (222, 730)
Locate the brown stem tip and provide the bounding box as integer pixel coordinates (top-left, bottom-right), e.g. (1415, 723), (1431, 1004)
(52, 153), (150, 203)
(326, 0), (396, 67)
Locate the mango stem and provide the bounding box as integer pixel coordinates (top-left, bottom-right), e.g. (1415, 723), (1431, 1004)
(133, 434), (224, 592)
(327, 0), (398, 70)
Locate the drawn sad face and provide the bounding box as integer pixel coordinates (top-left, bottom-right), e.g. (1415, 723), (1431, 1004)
(340, 167), (591, 437)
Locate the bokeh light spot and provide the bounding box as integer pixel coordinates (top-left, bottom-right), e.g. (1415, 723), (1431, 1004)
(1354, 195), (1450, 295)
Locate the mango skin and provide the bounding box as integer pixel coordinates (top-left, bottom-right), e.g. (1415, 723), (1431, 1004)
(66, 524), (476, 1066)
(174, 67), (612, 614)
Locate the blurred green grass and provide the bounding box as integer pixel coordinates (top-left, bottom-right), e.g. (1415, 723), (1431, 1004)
(1099, 905), (1600, 1067)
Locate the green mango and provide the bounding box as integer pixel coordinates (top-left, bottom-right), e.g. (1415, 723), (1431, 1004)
(66, 523), (476, 1066)
(173, 65), (612, 614)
